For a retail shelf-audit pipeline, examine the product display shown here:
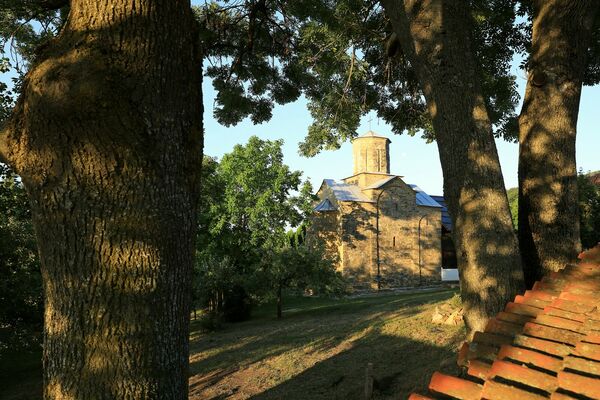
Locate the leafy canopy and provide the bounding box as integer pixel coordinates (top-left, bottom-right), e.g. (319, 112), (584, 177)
(192, 0), (526, 157)
(194, 137), (337, 319)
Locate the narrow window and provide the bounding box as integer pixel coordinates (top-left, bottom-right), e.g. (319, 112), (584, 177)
(393, 236), (396, 247)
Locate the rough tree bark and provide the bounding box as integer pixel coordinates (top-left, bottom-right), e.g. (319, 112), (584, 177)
(0, 1), (203, 399)
(380, 0), (524, 333)
(518, 0), (599, 287)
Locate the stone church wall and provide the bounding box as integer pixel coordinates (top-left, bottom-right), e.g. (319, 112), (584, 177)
(309, 130), (443, 289)
(337, 182), (442, 288)
(339, 202), (376, 287)
(306, 211), (340, 267)
(373, 183), (440, 287)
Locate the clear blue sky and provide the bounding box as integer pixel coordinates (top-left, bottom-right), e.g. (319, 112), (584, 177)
(203, 69), (600, 196)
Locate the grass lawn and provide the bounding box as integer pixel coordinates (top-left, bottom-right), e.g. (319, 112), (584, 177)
(189, 288), (464, 399)
(0, 288), (464, 399)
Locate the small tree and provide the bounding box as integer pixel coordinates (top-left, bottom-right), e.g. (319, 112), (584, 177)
(193, 255), (252, 324)
(194, 137), (316, 321)
(257, 244), (343, 319)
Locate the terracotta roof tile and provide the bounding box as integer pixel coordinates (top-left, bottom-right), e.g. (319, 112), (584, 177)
(557, 371), (600, 399)
(487, 359), (558, 393)
(497, 344), (562, 373)
(467, 359), (491, 379)
(428, 372), (482, 399)
(482, 380), (547, 400)
(410, 243), (600, 399)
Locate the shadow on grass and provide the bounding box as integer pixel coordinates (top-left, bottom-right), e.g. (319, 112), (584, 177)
(0, 289), (461, 400)
(189, 289), (463, 399)
(188, 290), (454, 370)
(0, 348), (43, 400)
(251, 329), (463, 400)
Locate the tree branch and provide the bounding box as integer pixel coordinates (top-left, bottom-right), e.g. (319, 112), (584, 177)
(36, 0), (69, 11)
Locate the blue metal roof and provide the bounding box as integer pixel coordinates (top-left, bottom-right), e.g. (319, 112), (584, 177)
(430, 195), (453, 231)
(314, 198), (338, 212)
(322, 179), (373, 203)
(408, 185), (443, 209)
(319, 179), (444, 213)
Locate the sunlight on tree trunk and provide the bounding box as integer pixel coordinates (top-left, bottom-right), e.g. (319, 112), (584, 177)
(0, 1), (203, 398)
(380, 0), (524, 334)
(518, 0), (599, 287)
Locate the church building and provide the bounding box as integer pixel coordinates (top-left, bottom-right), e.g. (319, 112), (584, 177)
(307, 131), (445, 288)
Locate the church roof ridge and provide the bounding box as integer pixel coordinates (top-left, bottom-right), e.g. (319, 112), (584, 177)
(342, 171), (401, 181)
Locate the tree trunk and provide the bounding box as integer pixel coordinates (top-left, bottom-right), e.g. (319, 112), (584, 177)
(518, 1), (598, 287)
(276, 284), (283, 319)
(380, 0), (524, 333)
(0, 1), (203, 399)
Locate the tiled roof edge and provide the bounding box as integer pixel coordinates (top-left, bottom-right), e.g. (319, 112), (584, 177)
(410, 243), (600, 400)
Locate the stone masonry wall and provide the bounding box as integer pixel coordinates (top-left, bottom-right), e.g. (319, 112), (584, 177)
(352, 137), (390, 174)
(309, 178), (442, 289)
(340, 180), (442, 288)
(339, 201), (376, 286)
(306, 211), (340, 265)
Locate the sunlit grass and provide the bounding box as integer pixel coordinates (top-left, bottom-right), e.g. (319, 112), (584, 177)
(189, 288), (464, 399)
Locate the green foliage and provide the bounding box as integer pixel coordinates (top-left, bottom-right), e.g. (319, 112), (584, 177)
(294, 0), (524, 155)
(0, 2), (66, 72)
(506, 170), (600, 247)
(256, 244), (344, 300)
(0, 1), (67, 127)
(578, 171), (600, 249)
(193, 1), (315, 126)
(217, 136), (306, 248)
(507, 187), (519, 229)
(194, 137), (327, 321)
(189, 0), (522, 154)
(286, 223), (307, 248)
(194, 256), (253, 322)
(0, 164), (42, 353)
(0, 58), (13, 124)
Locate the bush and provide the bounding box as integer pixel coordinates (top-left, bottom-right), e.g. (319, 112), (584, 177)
(197, 312), (223, 332)
(222, 285), (253, 322)
(193, 256), (254, 323)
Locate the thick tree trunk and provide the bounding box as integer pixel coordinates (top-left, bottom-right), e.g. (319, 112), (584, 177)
(380, 0), (524, 333)
(276, 284), (283, 319)
(518, 1), (598, 287)
(0, 1), (203, 399)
